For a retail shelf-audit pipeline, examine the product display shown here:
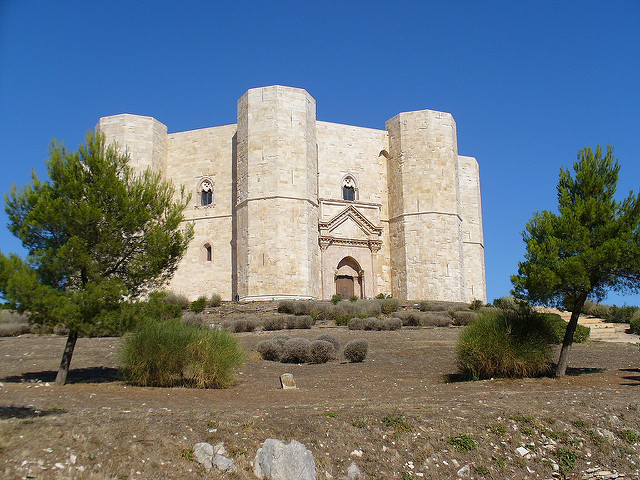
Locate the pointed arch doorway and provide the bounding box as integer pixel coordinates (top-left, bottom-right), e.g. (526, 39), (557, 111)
(335, 257), (364, 299)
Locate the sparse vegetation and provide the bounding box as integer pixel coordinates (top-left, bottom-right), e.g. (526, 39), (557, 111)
(256, 339), (282, 361)
(555, 447), (577, 476)
(348, 316), (401, 331)
(310, 339), (336, 363)
(449, 434), (477, 452)
(457, 307), (553, 379)
(190, 296), (207, 313)
(382, 412), (411, 431)
(316, 333), (340, 351)
(208, 293), (222, 307)
(281, 337), (312, 363)
(121, 319), (245, 388)
(0, 310), (31, 336)
(344, 338), (368, 362)
(223, 317), (258, 333)
(391, 310), (451, 327)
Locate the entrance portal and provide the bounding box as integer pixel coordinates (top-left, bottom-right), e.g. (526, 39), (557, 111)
(335, 257), (363, 298)
(335, 276), (354, 298)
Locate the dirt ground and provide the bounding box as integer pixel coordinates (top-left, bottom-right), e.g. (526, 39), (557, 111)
(1, 313), (639, 479)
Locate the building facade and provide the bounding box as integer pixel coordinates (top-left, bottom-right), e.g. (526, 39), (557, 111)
(97, 85), (486, 302)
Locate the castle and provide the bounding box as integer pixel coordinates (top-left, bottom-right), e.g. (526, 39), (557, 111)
(97, 85), (486, 302)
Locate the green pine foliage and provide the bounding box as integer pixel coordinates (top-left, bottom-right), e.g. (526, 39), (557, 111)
(512, 145), (640, 376)
(0, 132), (193, 384)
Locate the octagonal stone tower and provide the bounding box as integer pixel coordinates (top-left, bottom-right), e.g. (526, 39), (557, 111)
(235, 86), (321, 300)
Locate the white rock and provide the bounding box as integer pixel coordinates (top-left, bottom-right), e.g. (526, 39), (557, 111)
(350, 449), (363, 457)
(516, 446), (530, 457)
(347, 462), (364, 480)
(456, 464), (471, 477)
(254, 438), (316, 480)
(193, 442), (214, 471)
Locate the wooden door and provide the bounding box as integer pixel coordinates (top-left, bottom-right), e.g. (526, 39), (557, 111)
(336, 276), (354, 298)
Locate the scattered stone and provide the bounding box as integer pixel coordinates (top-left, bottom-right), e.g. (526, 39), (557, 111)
(193, 442), (214, 471)
(350, 449), (363, 457)
(516, 446), (530, 457)
(254, 438), (316, 480)
(456, 464), (471, 477)
(347, 462), (363, 480)
(280, 373), (297, 389)
(193, 442), (236, 473)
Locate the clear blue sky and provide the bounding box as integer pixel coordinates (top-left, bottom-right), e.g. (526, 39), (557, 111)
(1, 1), (639, 305)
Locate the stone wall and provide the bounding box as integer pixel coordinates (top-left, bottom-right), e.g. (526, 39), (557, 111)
(95, 85), (486, 302)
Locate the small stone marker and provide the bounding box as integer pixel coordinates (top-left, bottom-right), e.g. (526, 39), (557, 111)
(280, 373), (296, 389)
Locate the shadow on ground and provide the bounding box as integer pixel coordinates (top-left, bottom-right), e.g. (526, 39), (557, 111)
(443, 366), (605, 383)
(619, 368), (640, 386)
(1, 366), (122, 384)
(0, 406), (68, 419)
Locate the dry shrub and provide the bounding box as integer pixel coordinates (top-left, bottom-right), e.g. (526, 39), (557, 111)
(383, 317), (403, 330)
(285, 315), (313, 329)
(419, 300), (468, 312)
(344, 338), (368, 362)
(263, 316), (286, 331)
(0, 310), (31, 336)
(181, 311), (208, 327)
(278, 300), (312, 316)
(452, 311), (479, 326)
(281, 338), (312, 363)
(316, 333), (340, 351)
(121, 319), (245, 388)
(164, 291), (190, 309)
(310, 340), (336, 363)
(457, 309), (552, 379)
(349, 317), (401, 331)
(223, 317), (258, 333)
(392, 311), (451, 327)
(379, 298), (400, 314)
(256, 339), (282, 361)
(392, 311), (422, 326)
(272, 335), (291, 348)
(419, 312), (452, 327)
(208, 293), (222, 307)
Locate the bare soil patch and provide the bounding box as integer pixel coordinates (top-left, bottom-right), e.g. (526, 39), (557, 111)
(1, 313), (639, 479)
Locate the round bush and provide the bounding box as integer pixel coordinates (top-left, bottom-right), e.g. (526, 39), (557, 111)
(457, 311), (552, 379)
(281, 338), (312, 363)
(380, 298), (400, 314)
(348, 317), (365, 330)
(382, 317), (402, 330)
(224, 318), (258, 333)
(316, 333), (340, 351)
(256, 339), (282, 361)
(263, 316), (286, 331)
(285, 315), (313, 329)
(630, 317), (640, 334)
(190, 296), (207, 313)
(121, 319), (246, 388)
(452, 311), (479, 326)
(208, 293), (222, 307)
(310, 340), (336, 363)
(344, 338), (368, 363)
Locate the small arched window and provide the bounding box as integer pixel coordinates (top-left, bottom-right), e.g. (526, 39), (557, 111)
(200, 179), (213, 206)
(342, 176), (356, 201)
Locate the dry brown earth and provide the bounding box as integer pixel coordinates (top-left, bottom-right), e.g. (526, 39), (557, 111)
(0, 306), (639, 479)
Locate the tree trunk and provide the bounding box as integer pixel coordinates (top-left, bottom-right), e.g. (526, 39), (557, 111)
(555, 296), (586, 377)
(55, 329), (78, 385)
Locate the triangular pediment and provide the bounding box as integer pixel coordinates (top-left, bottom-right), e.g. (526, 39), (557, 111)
(319, 205), (383, 239)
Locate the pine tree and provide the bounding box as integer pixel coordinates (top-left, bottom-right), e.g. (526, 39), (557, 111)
(0, 132), (193, 384)
(512, 145), (640, 376)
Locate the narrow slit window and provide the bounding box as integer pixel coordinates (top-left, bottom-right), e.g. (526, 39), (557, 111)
(204, 244), (212, 262)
